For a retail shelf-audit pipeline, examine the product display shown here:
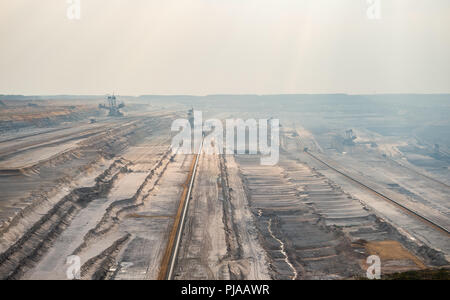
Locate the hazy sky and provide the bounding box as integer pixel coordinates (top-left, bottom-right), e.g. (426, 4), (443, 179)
(0, 0), (449, 95)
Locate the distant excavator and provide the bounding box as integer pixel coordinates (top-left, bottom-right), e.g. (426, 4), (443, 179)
(188, 107), (194, 126)
(99, 95), (125, 117)
(343, 129), (357, 146)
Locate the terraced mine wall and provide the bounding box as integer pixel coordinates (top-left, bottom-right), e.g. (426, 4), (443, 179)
(235, 152), (447, 279)
(0, 114), (175, 279)
(0, 158), (128, 279)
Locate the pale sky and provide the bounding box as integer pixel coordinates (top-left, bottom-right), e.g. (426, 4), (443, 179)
(0, 0), (449, 95)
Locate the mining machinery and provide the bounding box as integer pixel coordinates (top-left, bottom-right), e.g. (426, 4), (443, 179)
(99, 95), (125, 117)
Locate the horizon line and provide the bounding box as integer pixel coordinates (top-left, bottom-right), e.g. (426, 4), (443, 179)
(1, 92), (450, 98)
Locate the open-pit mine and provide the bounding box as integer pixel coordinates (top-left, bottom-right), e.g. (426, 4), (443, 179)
(0, 94), (448, 280)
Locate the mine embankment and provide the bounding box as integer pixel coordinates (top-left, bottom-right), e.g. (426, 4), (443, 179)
(231, 130), (448, 279)
(0, 157), (128, 279)
(23, 131), (187, 279)
(236, 155), (363, 279)
(0, 113), (177, 279)
(236, 153), (447, 279)
(0, 116), (170, 228)
(72, 145), (174, 257)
